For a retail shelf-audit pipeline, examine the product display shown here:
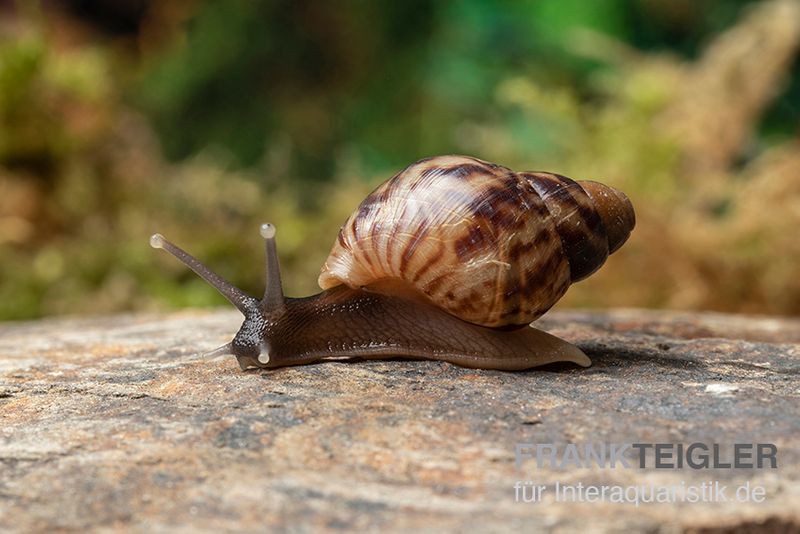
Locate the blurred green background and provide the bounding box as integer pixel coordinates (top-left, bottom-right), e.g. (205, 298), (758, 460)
(1, 0), (799, 320)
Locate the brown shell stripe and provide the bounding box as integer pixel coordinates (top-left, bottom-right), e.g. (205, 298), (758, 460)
(522, 172), (610, 282)
(506, 176), (571, 323)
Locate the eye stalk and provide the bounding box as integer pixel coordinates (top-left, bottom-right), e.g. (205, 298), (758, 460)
(259, 223), (285, 312)
(149, 232), (259, 314)
(150, 224), (287, 370)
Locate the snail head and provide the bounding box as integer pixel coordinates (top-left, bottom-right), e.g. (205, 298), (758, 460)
(150, 224), (286, 370)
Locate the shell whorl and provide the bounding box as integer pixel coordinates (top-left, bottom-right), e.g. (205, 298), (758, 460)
(318, 155), (635, 328)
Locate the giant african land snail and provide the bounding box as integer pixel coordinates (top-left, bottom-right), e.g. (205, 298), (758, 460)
(151, 155), (635, 371)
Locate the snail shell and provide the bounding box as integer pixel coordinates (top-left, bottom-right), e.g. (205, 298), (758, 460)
(319, 155), (635, 328)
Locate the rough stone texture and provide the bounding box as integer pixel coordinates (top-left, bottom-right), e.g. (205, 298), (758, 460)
(0, 308), (797, 533)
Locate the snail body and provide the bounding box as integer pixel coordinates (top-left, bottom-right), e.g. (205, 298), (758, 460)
(152, 155), (634, 371)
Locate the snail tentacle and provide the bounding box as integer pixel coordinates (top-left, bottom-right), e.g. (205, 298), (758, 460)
(259, 223), (286, 313)
(150, 233), (258, 315)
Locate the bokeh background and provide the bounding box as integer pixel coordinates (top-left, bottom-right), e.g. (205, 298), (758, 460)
(1, 0), (799, 321)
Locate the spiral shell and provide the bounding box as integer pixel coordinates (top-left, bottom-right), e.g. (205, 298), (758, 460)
(318, 155), (635, 328)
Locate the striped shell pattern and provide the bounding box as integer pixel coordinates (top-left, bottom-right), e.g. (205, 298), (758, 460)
(318, 155), (635, 329)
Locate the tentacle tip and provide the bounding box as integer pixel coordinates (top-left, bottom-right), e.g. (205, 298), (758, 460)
(149, 233), (165, 249)
(260, 223), (276, 239)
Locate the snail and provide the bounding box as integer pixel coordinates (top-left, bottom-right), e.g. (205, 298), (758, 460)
(151, 155), (634, 371)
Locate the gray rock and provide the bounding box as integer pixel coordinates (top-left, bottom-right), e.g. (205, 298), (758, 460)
(0, 309), (798, 532)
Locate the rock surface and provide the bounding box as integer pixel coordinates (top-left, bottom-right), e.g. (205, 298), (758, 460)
(0, 308), (798, 532)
